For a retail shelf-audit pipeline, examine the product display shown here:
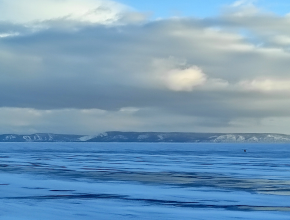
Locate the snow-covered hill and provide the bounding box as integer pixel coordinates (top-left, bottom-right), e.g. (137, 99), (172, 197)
(0, 133), (82, 142)
(1, 132), (290, 143)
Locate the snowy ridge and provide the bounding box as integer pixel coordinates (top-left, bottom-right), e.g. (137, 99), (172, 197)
(0, 133), (83, 142)
(211, 134), (290, 143)
(79, 135), (96, 142)
(0, 132), (290, 143)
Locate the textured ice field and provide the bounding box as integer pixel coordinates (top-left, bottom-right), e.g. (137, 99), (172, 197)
(0, 143), (289, 219)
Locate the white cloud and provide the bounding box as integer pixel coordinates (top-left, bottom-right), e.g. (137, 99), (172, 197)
(225, 0), (260, 17)
(152, 58), (229, 92)
(231, 0), (256, 7)
(163, 66), (207, 91)
(0, 0), (128, 24)
(239, 79), (290, 92)
(0, 32), (19, 38)
(271, 35), (290, 46)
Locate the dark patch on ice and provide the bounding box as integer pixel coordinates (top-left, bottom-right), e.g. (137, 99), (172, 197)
(3, 193), (290, 212)
(50, 190), (76, 192)
(22, 187), (47, 189)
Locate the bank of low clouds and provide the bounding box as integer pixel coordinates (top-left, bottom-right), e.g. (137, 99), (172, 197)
(0, 0), (290, 134)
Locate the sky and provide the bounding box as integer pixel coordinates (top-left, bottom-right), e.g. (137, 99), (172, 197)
(1, 0), (290, 135)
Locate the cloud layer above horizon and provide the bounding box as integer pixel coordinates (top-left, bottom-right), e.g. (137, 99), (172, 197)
(1, 0), (290, 134)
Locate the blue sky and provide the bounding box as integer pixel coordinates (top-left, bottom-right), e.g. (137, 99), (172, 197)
(116, 0), (290, 18)
(117, 0), (234, 18)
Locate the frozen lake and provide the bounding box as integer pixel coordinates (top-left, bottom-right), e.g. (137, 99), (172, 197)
(0, 143), (290, 219)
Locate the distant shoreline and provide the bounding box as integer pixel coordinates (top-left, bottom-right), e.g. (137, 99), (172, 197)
(0, 132), (290, 143)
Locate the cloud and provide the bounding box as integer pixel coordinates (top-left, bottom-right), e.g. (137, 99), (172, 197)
(231, 0), (258, 7)
(119, 107), (140, 113)
(151, 57), (229, 92)
(0, 0), (128, 24)
(0, 107), (145, 134)
(164, 66), (206, 91)
(239, 79), (290, 92)
(157, 65), (229, 92)
(0, 107), (227, 134)
(0, 32), (19, 38)
(0, 0), (290, 134)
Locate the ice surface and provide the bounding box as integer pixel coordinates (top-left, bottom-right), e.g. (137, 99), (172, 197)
(0, 143), (289, 219)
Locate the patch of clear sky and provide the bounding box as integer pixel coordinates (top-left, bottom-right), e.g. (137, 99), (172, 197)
(116, 0), (290, 18)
